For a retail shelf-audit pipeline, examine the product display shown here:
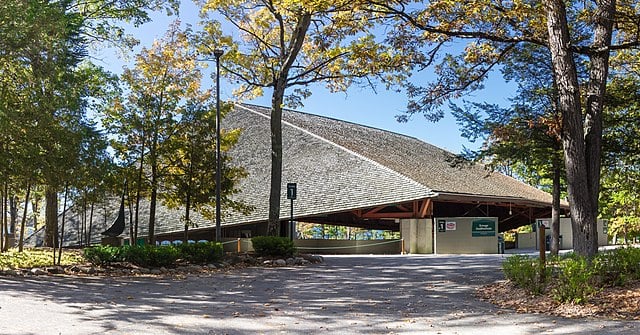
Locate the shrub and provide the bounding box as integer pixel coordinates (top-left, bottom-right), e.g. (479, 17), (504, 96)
(592, 247), (640, 286)
(123, 245), (180, 268)
(178, 242), (223, 264)
(552, 256), (596, 304)
(502, 255), (549, 295)
(251, 236), (297, 257)
(83, 246), (126, 265)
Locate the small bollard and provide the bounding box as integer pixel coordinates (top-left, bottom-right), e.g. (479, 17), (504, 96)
(237, 238), (241, 253)
(401, 238), (405, 255)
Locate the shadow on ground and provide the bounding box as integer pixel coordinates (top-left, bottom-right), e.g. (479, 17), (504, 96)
(0, 255), (637, 334)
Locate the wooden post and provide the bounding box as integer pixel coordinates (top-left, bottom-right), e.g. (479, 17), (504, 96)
(401, 238), (405, 255)
(237, 238), (241, 253)
(539, 224), (546, 282)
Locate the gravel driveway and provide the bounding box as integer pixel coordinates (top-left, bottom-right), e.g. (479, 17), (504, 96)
(0, 254), (637, 334)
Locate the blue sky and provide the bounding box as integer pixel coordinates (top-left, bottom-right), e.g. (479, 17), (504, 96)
(91, 2), (516, 154)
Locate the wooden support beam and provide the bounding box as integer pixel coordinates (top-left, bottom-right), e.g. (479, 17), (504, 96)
(362, 212), (415, 219)
(419, 199), (433, 218)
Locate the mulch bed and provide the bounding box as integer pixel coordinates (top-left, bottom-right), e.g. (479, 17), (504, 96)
(476, 280), (640, 320)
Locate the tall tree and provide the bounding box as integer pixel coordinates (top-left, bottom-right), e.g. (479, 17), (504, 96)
(162, 100), (250, 242)
(373, 0), (635, 257)
(198, 0), (412, 235)
(599, 75), (640, 243)
(452, 44), (568, 255)
(105, 23), (209, 244)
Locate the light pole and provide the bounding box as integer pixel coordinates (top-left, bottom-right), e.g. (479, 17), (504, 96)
(214, 48), (223, 242)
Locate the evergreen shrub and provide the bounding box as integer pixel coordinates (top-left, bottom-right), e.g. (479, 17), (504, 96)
(178, 242), (223, 264)
(251, 236), (297, 257)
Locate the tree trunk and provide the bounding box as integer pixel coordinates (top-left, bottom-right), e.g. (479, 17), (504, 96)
(9, 195), (17, 240)
(544, 0), (613, 257)
(550, 161), (561, 255)
(1, 184), (5, 252)
(135, 134), (146, 244)
(265, 12), (312, 237)
(267, 81), (285, 237)
(126, 180), (133, 244)
(80, 198), (86, 247)
(184, 192), (191, 244)
(87, 202), (94, 246)
(148, 130), (159, 245)
(32, 196), (40, 231)
(584, 0), (615, 253)
(58, 184), (69, 265)
(44, 187), (58, 248)
(19, 183), (31, 252)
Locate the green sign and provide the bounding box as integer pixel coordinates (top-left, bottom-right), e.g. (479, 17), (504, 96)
(472, 219), (496, 237)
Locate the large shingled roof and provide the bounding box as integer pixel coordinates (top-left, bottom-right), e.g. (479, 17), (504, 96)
(224, 104), (437, 224)
(232, 104), (554, 209)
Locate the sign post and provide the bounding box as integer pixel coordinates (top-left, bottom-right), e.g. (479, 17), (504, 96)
(286, 183), (297, 240)
(538, 220), (547, 272)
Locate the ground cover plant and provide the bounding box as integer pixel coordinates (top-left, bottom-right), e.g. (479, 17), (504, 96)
(83, 242), (223, 268)
(0, 249), (84, 270)
(501, 247), (640, 304)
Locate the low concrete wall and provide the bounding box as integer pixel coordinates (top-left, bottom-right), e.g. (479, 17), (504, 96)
(219, 238), (402, 254)
(221, 238), (254, 253)
(294, 239), (402, 254)
(517, 232), (537, 249)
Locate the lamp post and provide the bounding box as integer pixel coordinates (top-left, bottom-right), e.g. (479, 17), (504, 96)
(214, 48), (223, 242)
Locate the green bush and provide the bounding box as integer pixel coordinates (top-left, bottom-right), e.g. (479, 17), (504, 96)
(552, 256), (596, 304)
(251, 236), (297, 257)
(178, 242), (223, 264)
(123, 245), (180, 268)
(592, 247), (640, 286)
(83, 246), (126, 265)
(85, 245), (180, 268)
(502, 255), (549, 295)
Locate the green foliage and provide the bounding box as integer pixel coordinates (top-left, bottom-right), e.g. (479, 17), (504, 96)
(84, 243), (224, 267)
(251, 236), (297, 257)
(121, 245), (180, 268)
(551, 256), (596, 304)
(504, 247), (640, 304)
(83, 245), (126, 265)
(178, 242), (223, 264)
(502, 255), (548, 295)
(592, 247), (640, 286)
(0, 249), (84, 269)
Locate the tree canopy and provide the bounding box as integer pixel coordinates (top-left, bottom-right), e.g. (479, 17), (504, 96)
(197, 0), (413, 235)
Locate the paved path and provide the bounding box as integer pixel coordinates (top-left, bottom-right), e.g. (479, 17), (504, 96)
(0, 254), (638, 334)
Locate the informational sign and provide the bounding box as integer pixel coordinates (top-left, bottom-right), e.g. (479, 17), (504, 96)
(537, 219), (550, 228)
(446, 221), (457, 231)
(472, 219), (496, 237)
(437, 219), (446, 232)
(286, 183), (297, 200)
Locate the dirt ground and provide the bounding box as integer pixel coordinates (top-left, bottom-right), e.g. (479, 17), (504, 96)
(477, 279), (640, 320)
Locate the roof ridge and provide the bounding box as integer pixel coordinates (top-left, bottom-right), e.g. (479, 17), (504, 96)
(238, 102), (432, 146)
(234, 103), (437, 198)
